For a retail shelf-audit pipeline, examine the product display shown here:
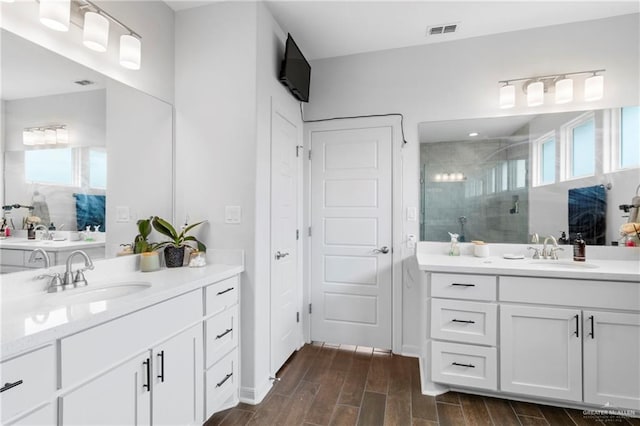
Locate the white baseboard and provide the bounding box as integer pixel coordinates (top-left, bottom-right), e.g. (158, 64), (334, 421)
(239, 378), (272, 405)
(400, 344), (421, 358)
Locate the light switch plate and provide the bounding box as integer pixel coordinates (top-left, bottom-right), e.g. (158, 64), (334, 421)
(407, 207), (418, 222)
(116, 206), (130, 223)
(225, 206), (242, 224)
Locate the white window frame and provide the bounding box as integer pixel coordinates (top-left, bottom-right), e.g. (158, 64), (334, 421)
(609, 106), (640, 172)
(531, 130), (556, 187)
(560, 111), (596, 181)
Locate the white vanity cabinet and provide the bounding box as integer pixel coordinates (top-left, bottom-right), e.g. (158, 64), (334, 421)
(428, 273), (498, 391)
(0, 345), (56, 425)
(500, 304), (582, 401)
(59, 290), (204, 425)
(203, 275), (240, 419)
(0, 246), (105, 272)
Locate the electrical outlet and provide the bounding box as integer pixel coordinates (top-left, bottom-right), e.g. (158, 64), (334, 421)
(407, 234), (417, 249)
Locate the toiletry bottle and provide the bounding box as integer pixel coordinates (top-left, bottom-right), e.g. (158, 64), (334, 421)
(448, 232), (460, 256)
(573, 233), (586, 262)
(48, 222), (56, 231)
(27, 223), (36, 240)
(558, 231), (568, 245)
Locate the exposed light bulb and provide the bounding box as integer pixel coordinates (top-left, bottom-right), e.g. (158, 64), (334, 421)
(434, 174), (442, 181)
(83, 12), (110, 52)
(56, 127), (69, 144)
(22, 131), (36, 146)
(527, 81), (544, 107)
(499, 84), (515, 109)
(39, 0), (70, 32)
(120, 34), (141, 70)
(468, 132), (479, 137)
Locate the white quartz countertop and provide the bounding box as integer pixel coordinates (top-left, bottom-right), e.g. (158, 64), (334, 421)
(1, 257), (243, 359)
(0, 237), (105, 252)
(416, 251), (640, 282)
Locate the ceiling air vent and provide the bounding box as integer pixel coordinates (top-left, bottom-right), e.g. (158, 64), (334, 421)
(427, 23), (460, 36)
(74, 79), (95, 86)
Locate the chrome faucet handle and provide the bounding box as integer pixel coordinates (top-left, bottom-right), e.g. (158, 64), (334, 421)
(527, 246), (541, 259)
(36, 272), (64, 293)
(73, 267), (92, 286)
(549, 246), (564, 260)
(531, 233), (539, 244)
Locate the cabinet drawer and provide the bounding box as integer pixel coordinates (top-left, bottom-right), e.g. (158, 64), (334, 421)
(206, 305), (239, 368)
(431, 341), (497, 391)
(500, 276), (640, 311)
(431, 299), (497, 345)
(61, 290), (201, 388)
(1, 345), (55, 423)
(431, 273), (496, 301)
(205, 276), (239, 317)
(0, 249), (25, 267)
(205, 348), (238, 419)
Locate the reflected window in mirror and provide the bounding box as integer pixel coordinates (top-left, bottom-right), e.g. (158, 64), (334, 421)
(88, 148), (107, 190)
(532, 131), (556, 186)
(25, 147), (75, 186)
(620, 106), (639, 169)
(562, 112), (596, 179)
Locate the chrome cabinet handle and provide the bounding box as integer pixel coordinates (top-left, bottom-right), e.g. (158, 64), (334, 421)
(275, 251), (290, 260)
(1, 380), (23, 393)
(452, 319), (475, 324)
(589, 315), (595, 339)
(574, 314), (580, 338)
(372, 246), (390, 254)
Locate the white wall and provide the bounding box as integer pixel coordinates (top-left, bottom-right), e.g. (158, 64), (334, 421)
(304, 14), (640, 354)
(0, 0), (175, 102)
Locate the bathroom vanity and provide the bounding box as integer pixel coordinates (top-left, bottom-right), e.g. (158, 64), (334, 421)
(417, 242), (640, 412)
(0, 238), (105, 273)
(0, 251), (243, 425)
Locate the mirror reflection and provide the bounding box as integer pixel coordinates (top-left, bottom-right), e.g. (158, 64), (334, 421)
(1, 30), (174, 273)
(419, 107), (640, 245)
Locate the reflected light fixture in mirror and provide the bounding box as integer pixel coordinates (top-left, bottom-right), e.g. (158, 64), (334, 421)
(39, 0), (70, 32)
(555, 76), (573, 104)
(499, 84), (515, 109)
(83, 11), (109, 52)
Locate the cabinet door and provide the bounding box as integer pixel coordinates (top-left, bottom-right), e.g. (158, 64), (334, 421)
(500, 304), (582, 402)
(153, 323), (203, 426)
(5, 403), (55, 426)
(60, 352), (151, 425)
(584, 310), (640, 410)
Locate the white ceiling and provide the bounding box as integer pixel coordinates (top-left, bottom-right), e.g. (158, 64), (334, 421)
(167, 1), (639, 60)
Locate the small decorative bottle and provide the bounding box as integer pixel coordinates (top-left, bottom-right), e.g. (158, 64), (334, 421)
(573, 233), (586, 262)
(448, 232), (460, 256)
(27, 223), (36, 240)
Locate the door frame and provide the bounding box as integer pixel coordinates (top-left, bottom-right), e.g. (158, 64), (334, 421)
(302, 116), (403, 353)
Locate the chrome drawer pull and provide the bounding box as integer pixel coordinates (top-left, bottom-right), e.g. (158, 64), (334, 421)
(451, 283), (475, 287)
(451, 319), (475, 324)
(452, 362), (475, 368)
(216, 372), (233, 388)
(0, 380), (23, 393)
(216, 287), (234, 296)
(216, 328), (233, 339)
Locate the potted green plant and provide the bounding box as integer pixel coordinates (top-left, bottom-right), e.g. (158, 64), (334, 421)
(151, 216), (207, 268)
(133, 217), (161, 272)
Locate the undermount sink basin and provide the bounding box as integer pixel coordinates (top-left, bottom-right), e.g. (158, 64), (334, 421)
(45, 281), (152, 306)
(527, 260), (599, 269)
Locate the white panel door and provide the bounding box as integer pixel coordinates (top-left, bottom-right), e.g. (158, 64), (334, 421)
(310, 126), (393, 349)
(61, 352), (151, 425)
(153, 324), (203, 426)
(583, 310), (640, 410)
(270, 108), (300, 374)
(500, 304), (582, 402)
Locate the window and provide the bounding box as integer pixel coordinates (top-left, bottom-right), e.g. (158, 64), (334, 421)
(25, 148), (75, 186)
(562, 112), (595, 179)
(89, 148), (107, 189)
(532, 131), (555, 187)
(620, 106), (640, 169)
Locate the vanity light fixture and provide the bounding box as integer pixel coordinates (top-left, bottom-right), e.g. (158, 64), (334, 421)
(468, 132), (479, 137)
(498, 69), (605, 108)
(39, 0), (71, 32)
(119, 34), (141, 70)
(23, 125), (69, 146)
(82, 11), (109, 52)
(433, 172), (466, 182)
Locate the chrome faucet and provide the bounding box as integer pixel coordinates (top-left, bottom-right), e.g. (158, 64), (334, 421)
(542, 235), (564, 260)
(34, 224), (52, 240)
(29, 249), (63, 293)
(28, 248), (50, 268)
(63, 250), (94, 287)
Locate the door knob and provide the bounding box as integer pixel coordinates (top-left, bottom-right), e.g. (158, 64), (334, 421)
(373, 246), (390, 254)
(275, 251), (290, 260)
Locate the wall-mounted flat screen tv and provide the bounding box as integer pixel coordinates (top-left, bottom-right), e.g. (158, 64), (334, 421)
(279, 34), (311, 103)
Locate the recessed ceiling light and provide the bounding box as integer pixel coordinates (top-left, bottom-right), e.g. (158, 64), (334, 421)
(469, 132), (479, 137)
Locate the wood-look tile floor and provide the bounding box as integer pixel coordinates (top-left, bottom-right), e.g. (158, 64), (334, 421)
(205, 343), (640, 426)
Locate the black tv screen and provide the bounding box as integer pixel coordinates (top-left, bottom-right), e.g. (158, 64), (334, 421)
(279, 34), (311, 103)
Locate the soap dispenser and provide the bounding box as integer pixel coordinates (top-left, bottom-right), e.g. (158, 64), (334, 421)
(573, 233), (586, 262)
(448, 232), (460, 256)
